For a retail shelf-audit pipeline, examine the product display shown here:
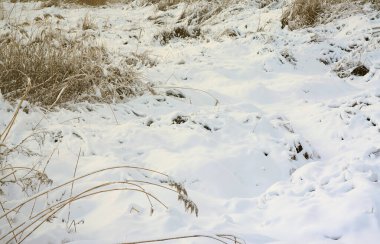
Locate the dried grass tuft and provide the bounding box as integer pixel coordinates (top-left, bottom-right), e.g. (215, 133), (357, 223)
(281, 0), (380, 30)
(145, 0), (232, 26)
(126, 51), (159, 68)
(148, 0), (186, 11)
(14, 0), (109, 6)
(177, 1), (226, 26)
(0, 26), (143, 107)
(154, 26), (201, 45)
(82, 13), (97, 30)
(281, 0), (325, 30)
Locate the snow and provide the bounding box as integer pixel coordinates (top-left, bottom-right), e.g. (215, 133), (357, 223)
(1, 1), (380, 243)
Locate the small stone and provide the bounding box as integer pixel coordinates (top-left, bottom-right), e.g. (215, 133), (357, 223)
(351, 65), (369, 76)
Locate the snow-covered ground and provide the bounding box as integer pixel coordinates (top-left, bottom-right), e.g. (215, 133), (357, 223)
(1, 1), (380, 243)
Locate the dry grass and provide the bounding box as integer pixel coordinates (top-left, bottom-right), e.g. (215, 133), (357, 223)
(146, 0), (232, 25)
(281, 0), (327, 30)
(0, 109), (240, 243)
(126, 51), (159, 68)
(154, 26), (201, 45)
(13, 0), (108, 5)
(75, 0), (108, 5)
(373, 0), (380, 9)
(0, 83), (201, 244)
(12, 0), (135, 7)
(0, 162), (199, 243)
(256, 0), (277, 8)
(1, 109), (199, 243)
(149, 0), (233, 39)
(281, 0), (380, 30)
(0, 25), (142, 107)
(148, 0), (189, 11)
(0, 3), (4, 20)
(122, 234), (245, 243)
(0, 76), (199, 244)
(178, 1), (225, 26)
(82, 13), (97, 30)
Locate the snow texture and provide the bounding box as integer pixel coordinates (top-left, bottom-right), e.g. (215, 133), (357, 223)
(1, 1), (380, 243)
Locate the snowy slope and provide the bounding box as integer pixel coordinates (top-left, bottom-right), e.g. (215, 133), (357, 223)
(1, 1), (380, 243)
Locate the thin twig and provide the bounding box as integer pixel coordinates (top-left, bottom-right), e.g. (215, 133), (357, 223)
(120, 234), (230, 244)
(0, 170), (17, 182)
(29, 180), (175, 221)
(28, 147), (57, 219)
(107, 104), (120, 125)
(0, 201), (18, 243)
(154, 85), (220, 106)
(0, 166), (169, 220)
(66, 148), (81, 231)
(1, 78), (31, 144)
(9, 187), (169, 244)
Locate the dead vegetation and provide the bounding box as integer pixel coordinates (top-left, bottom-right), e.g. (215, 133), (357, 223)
(146, 0), (233, 26)
(154, 26), (201, 45)
(0, 106), (226, 244)
(333, 58), (371, 78)
(0, 103), (200, 243)
(256, 0), (280, 8)
(10, 0), (136, 7)
(177, 1), (226, 26)
(81, 13), (97, 30)
(148, 0), (187, 11)
(147, 0), (236, 44)
(281, 0), (380, 30)
(0, 3), (4, 20)
(0, 25), (143, 107)
(0, 106), (244, 244)
(125, 51), (159, 68)
(0, 153), (199, 243)
(281, 0), (324, 30)
(73, 0), (108, 5)
(153, 0), (224, 25)
(13, 0), (109, 6)
(122, 234), (245, 243)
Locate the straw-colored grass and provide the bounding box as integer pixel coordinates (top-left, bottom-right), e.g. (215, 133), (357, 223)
(154, 26), (201, 45)
(281, 0), (380, 30)
(0, 26), (142, 107)
(10, 0), (136, 7)
(0, 3), (4, 20)
(12, 0), (108, 5)
(0, 88), (201, 244)
(1, 120), (240, 243)
(0, 162), (199, 243)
